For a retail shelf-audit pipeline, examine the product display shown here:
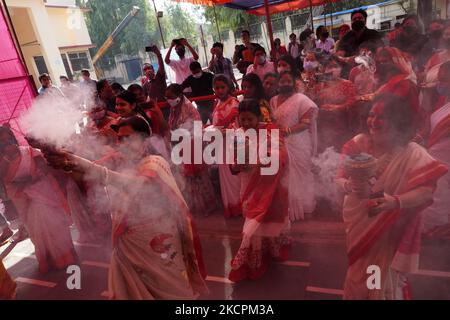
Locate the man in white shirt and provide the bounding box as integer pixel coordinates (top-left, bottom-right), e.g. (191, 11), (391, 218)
(164, 38), (199, 84)
(288, 33), (301, 59)
(246, 46), (275, 82)
(37, 73), (64, 98)
(315, 25), (335, 53)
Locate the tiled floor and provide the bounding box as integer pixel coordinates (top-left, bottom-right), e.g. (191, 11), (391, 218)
(1, 213), (449, 300)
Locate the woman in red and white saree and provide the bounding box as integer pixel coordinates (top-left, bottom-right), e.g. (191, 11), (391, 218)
(0, 260), (15, 299)
(229, 99), (290, 282)
(422, 63), (450, 235)
(45, 116), (208, 300)
(270, 71), (318, 221)
(337, 95), (447, 300)
(313, 60), (357, 152)
(374, 47), (420, 119)
(0, 142), (76, 273)
(166, 84), (218, 216)
(211, 75), (242, 218)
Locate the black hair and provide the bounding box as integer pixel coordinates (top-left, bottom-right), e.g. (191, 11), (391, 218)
(81, 69), (90, 76)
(213, 74), (234, 92)
(189, 61), (202, 71)
(166, 83), (184, 96)
(252, 45), (266, 55)
(277, 54), (300, 78)
(299, 28), (314, 42)
(0, 125), (18, 146)
(263, 72), (279, 82)
(238, 99), (261, 117)
(96, 79), (109, 94)
(213, 42), (224, 49)
(289, 33), (296, 39)
(351, 9), (368, 20)
(111, 116), (151, 137)
(116, 90), (137, 105)
(111, 83), (125, 93)
(371, 93), (416, 146)
(143, 63), (153, 70)
(242, 73), (264, 101)
(39, 73), (49, 82)
(241, 30), (250, 36)
(60, 75), (69, 80)
(316, 25), (326, 37)
(128, 83), (144, 93)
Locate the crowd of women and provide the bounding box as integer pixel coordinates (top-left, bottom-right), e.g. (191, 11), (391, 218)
(1, 9), (450, 300)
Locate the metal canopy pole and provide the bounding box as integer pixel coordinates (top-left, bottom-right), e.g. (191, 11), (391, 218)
(152, 0), (166, 48)
(213, 6), (222, 42)
(309, 0), (314, 31)
(263, 0), (275, 57)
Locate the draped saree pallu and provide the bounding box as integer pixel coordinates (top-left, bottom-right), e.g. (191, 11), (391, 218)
(108, 155), (208, 300)
(211, 96), (242, 218)
(341, 138), (447, 300)
(270, 93), (318, 221)
(423, 103), (450, 231)
(4, 146), (76, 273)
(229, 124), (291, 282)
(0, 260), (16, 299)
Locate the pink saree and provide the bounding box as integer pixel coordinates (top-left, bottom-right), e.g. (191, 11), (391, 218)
(212, 97), (242, 217)
(4, 146), (76, 273)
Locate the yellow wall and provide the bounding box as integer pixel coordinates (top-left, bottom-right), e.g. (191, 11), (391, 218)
(8, 6), (43, 88)
(46, 7), (92, 48)
(5, 0), (94, 87)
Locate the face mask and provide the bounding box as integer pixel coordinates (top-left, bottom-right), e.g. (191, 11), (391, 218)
(436, 83), (450, 97)
(304, 61), (318, 71)
(92, 109), (106, 121)
(352, 20), (365, 31)
(193, 72), (202, 79)
(167, 97), (181, 107)
(278, 85), (294, 94)
(257, 55), (266, 64)
(277, 66), (290, 74)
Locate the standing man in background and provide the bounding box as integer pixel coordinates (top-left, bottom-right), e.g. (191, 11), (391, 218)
(165, 38), (199, 85)
(182, 61), (215, 124)
(233, 30), (260, 75)
(209, 42), (239, 89)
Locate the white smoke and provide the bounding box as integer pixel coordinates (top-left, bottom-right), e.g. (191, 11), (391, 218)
(312, 147), (343, 209)
(19, 94), (86, 148)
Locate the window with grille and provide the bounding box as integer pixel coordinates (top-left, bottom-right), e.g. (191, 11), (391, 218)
(67, 52), (91, 72)
(33, 56), (49, 75)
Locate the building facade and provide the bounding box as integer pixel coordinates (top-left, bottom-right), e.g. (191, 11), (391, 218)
(5, 0), (95, 87)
